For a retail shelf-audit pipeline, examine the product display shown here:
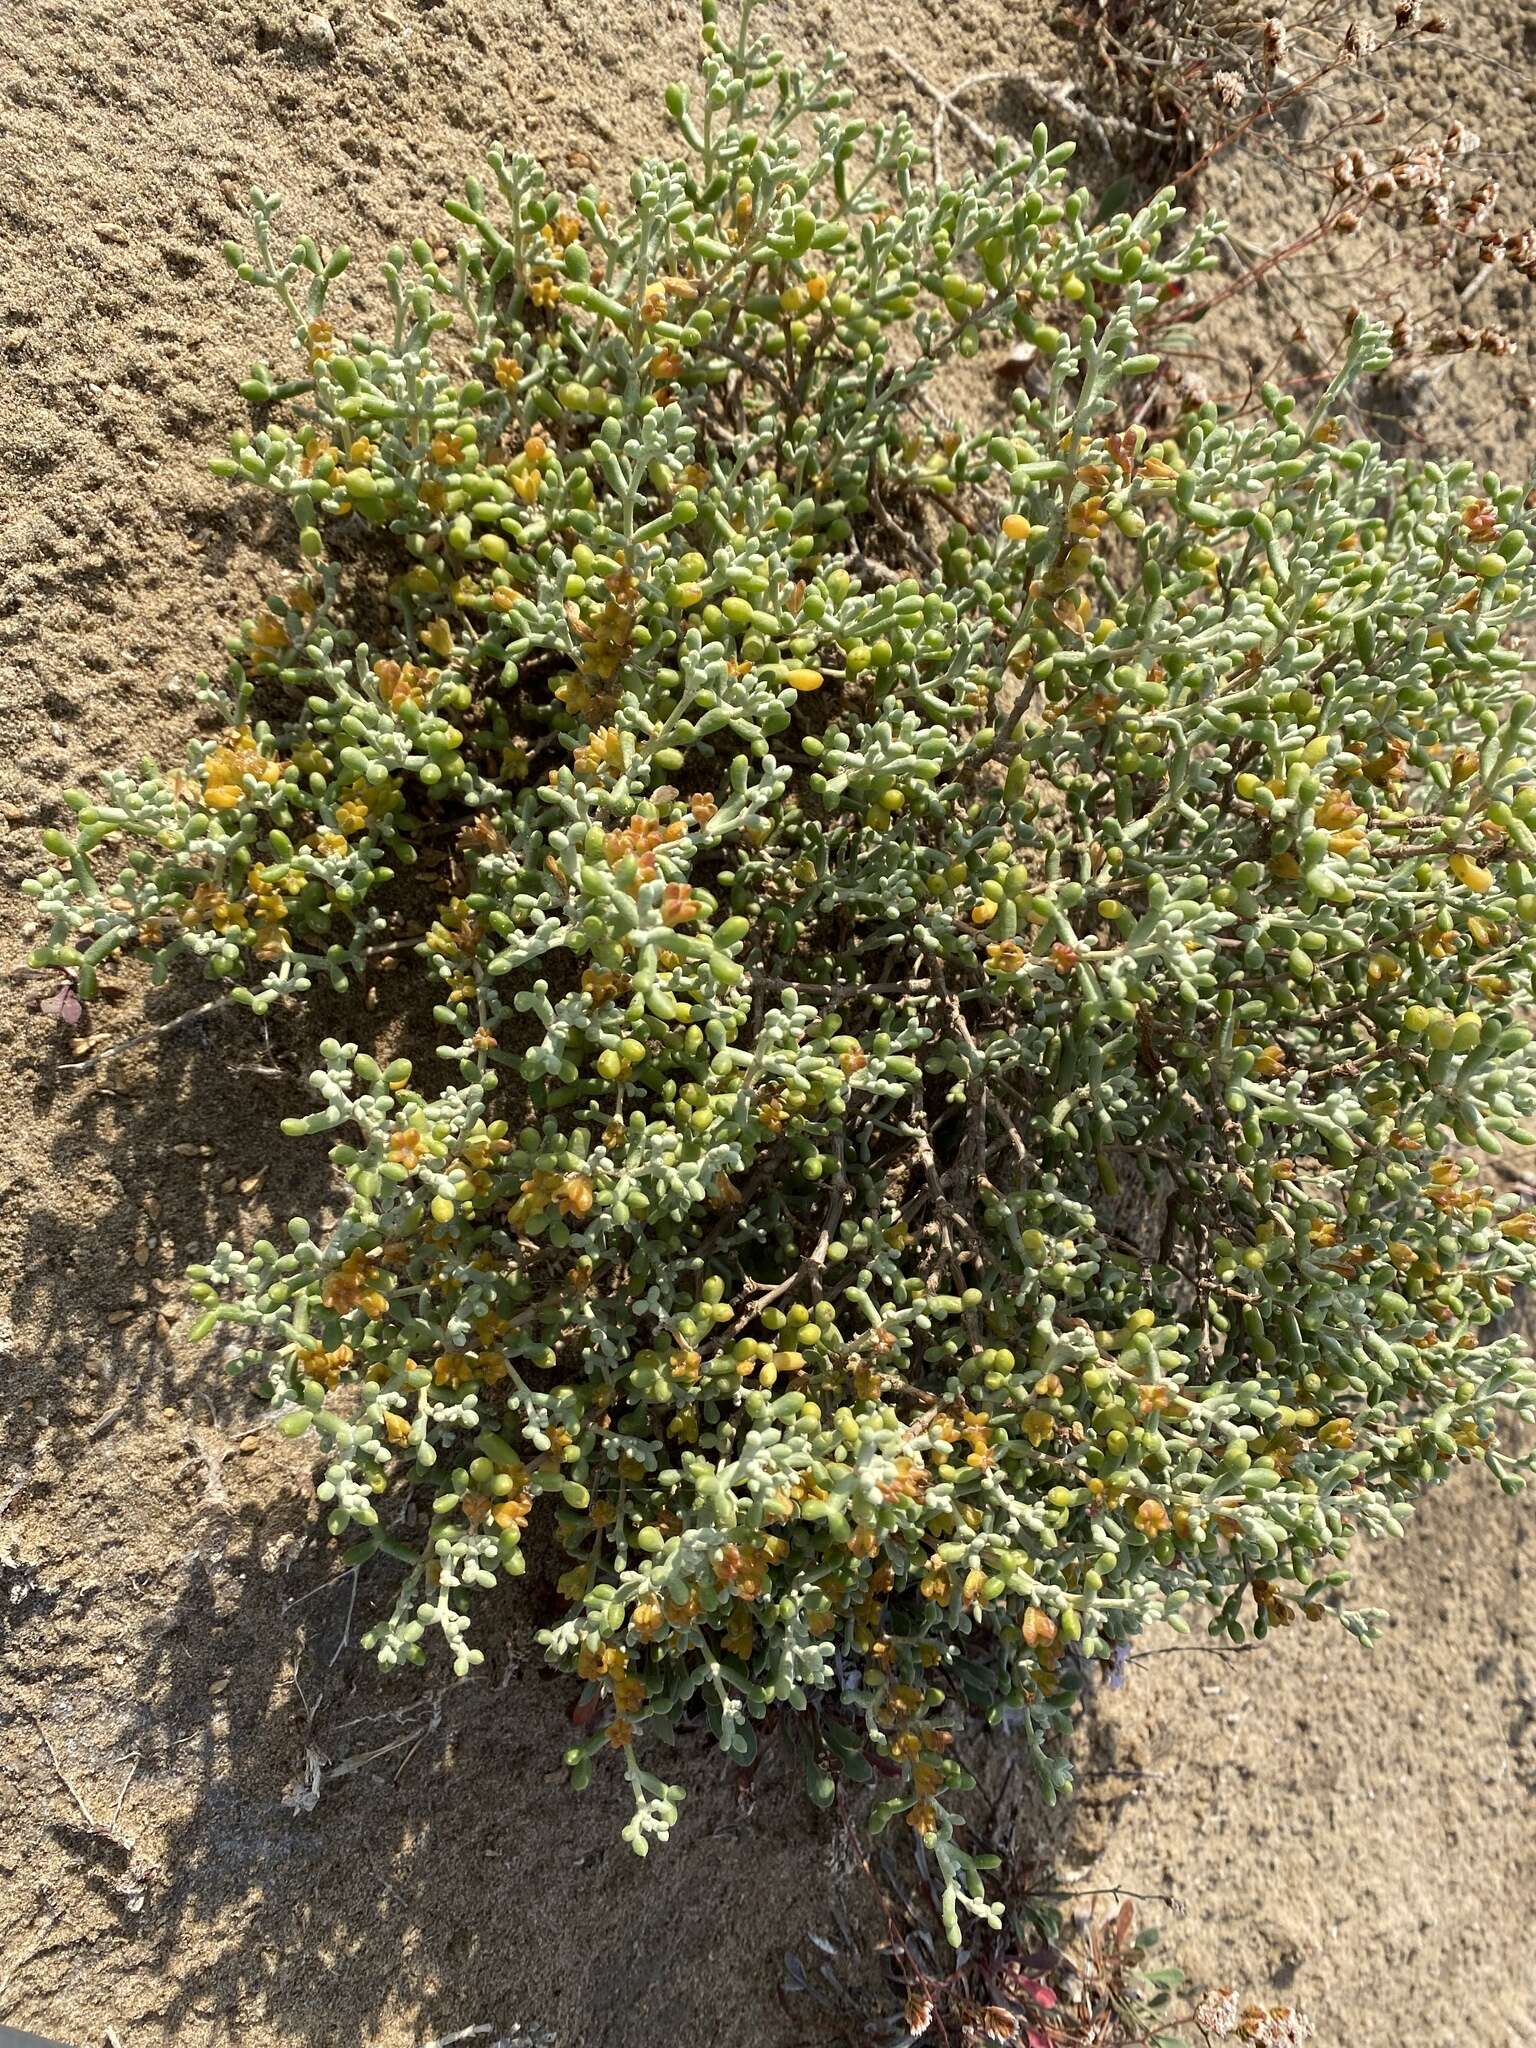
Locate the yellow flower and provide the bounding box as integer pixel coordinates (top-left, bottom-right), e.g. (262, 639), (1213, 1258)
(202, 727), (282, 811)
(511, 1169), (594, 1228)
(388, 1128), (427, 1169)
(573, 726), (626, 778)
(320, 1251), (389, 1319)
(433, 1352), (475, 1388)
(299, 1340), (353, 1388)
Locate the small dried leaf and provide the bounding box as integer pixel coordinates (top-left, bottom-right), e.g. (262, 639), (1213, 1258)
(40, 984), (84, 1026)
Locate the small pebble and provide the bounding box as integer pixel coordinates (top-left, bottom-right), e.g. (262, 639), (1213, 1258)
(295, 10), (336, 54)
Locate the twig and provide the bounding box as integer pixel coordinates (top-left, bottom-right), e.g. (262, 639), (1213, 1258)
(55, 934), (424, 1073)
(57, 990), (239, 1072)
(293, 1665), (322, 1734)
(329, 1567), (360, 1668)
(416, 2028), (492, 2048)
(1172, 46), (1368, 188)
(292, 1694), (449, 1811)
(87, 1386), (142, 1441)
(882, 48), (995, 184)
(283, 1563), (362, 1612)
(737, 1177), (846, 1322)
(881, 47), (1166, 188)
(1080, 1765), (1173, 1781)
(1460, 259), (1498, 307)
(182, 1428), (233, 1514)
(30, 1713), (100, 1833)
(1126, 1641), (1256, 1663)
(1041, 1882), (1184, 1914)
(108, 1754), (141, 1836)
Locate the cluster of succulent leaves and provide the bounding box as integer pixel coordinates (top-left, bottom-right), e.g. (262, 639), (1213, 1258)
(30, 0), (1536, 1937)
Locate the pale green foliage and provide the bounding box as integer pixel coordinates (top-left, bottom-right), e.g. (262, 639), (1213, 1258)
(28, 0), (1536, 1938)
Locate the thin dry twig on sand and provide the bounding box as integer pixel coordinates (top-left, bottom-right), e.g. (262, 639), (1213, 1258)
(55, 989), (240, 1073)
(54, 934), (424, 1072)
(282, 1689), (450, 1814)
(880, 47), (1167, 186)
(29, 1713), (104, 1836)
(1126, 1641), (1257, 1663)
(27, 1716), (152, 1915)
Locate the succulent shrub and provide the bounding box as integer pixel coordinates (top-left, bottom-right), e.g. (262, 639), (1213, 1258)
(29, 0), (1536, 1937)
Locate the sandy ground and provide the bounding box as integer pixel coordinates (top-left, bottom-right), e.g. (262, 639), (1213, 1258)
(3, 0), (1536, 2043)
